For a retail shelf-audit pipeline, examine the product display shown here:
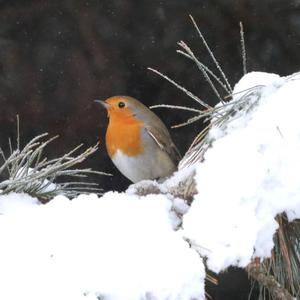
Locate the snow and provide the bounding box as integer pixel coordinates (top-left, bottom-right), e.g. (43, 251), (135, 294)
(1, 70), (300, 298)
(182, 71), (300, 272)
(0, 192), (204, 300)
(0, 192), (40, 214)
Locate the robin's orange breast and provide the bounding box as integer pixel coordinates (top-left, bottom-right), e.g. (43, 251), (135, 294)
(105, 113), (144, 158)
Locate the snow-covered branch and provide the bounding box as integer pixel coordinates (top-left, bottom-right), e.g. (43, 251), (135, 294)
(0, 131), (109, 201)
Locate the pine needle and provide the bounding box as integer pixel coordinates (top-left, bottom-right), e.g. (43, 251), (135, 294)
(148, 67), (212, 110)
(178, 40), (225, 103)
(0, 128), (110, 201)
(177, 49), (231, 94)
(240, 22), (247, 75)
(189, 15), (232, 93)
(150, 104), (201, 113)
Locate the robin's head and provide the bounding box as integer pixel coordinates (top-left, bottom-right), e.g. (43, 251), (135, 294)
(95, 96), (149, 121)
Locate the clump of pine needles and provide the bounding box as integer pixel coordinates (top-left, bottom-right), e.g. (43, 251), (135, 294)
(262, 214), (300, 299)
(0, 117), (109, 202)
(149, 15), (300, 300)
(149, 16), (253, 169)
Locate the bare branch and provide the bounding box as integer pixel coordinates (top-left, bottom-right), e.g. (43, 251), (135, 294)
(247, 261), (295, 300)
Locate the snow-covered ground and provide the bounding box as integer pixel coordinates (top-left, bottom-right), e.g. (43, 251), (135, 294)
(0, 71), (299, 300)
(0, 192), (204, 300)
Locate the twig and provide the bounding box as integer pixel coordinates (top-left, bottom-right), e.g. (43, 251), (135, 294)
(131, 171), (197, 204)
(247, 262), (295, 300)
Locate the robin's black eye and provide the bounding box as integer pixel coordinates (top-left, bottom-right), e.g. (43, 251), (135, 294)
(118, 101), (125, 108)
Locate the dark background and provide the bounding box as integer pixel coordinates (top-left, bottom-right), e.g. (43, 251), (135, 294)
(0, 1), (299, 299)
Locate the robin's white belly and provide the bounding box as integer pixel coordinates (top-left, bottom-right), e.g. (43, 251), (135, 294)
(111, 149), (176, 183)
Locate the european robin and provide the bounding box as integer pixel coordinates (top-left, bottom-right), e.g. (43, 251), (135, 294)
(96, 96), (181, 183)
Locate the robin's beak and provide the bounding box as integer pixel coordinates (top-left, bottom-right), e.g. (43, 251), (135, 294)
(94, 100), (109, 109)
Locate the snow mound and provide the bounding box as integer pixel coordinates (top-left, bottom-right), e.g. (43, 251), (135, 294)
(0, 192), (204, 300)
(182, 71), (300, 272)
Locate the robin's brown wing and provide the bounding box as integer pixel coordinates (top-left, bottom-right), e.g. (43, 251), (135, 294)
(145, 126), (181, 166)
